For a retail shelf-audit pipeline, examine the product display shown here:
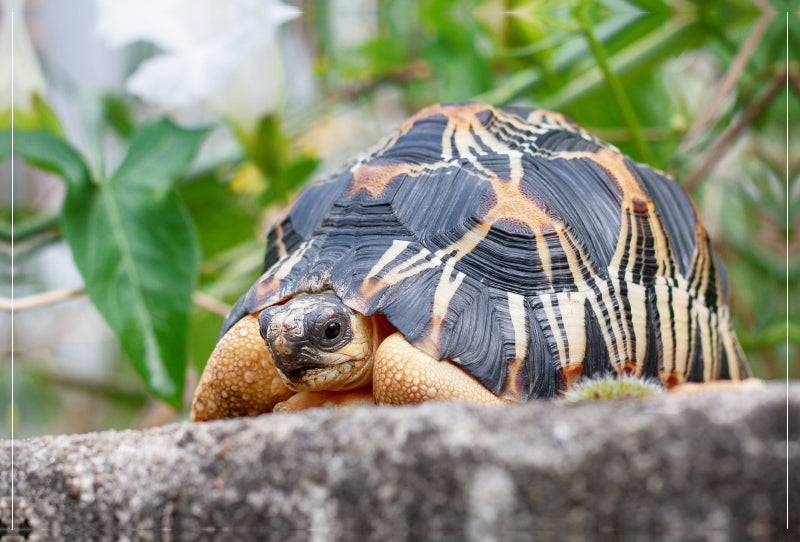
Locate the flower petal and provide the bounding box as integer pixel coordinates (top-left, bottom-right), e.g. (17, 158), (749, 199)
(206, 41), (287, 130)
(125, 46), (227, 108)
(101, 0), (302, 113)
(0, 0), (46, 111)
(95, 0), (192, 50)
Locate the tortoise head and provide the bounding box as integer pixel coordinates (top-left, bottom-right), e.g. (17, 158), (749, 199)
(258, 293), (378, 392)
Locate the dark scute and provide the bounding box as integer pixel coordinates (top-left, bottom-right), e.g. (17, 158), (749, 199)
(701, 239), (719, 309)
(635, 210), (659, 285)
(441, 288), (534, 399)
(688, 322), (704, 382)
(715, 252), (730, 300)
(544, 228), (588, 288)
(264, 217), (303, 271)
(519, 154), (621, 274)
(390, 165), (571, 294)
(526, 297), (565, 397)
(370, 267), (443, 343)
(473, 106), (495, 127)
(321, 201), (418, 294)
(492, 217), (535, 237)
(580, 299), (614, 380)
(616, 210), (633, 282)
(488, 117), (529, 147)
(533, 128), (601, 153)
(475, 152), (511, 180)
(499, 105), (534, 119)
(455, 224), (556, 294)
(326, 198), (411, 234)
(252, 243), (322, 313)
(614, 272), (633, 355)
(439, 285), (508, 395)
(391, 167), (487, 245)
(641, 287), (662, 380)
(380, 114), (449, 164)
(718, 347), (731, 380)
(288, 173), (352, 240)
(635, 162), (697, 276)
(349, 158), (410, 204)
(301, 242), (348, 294)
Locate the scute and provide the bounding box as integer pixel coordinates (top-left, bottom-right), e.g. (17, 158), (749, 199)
(224, 102), (751, 398)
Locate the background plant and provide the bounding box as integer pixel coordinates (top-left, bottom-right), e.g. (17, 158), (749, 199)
(1, 0), (796, 436)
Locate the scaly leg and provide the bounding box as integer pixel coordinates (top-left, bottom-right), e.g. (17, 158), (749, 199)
(273, 388), (375, 412)
(372, 332), (505, 405)
(191, 314), (294, 421)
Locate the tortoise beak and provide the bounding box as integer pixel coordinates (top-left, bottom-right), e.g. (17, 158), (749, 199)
(265, 335), (325, 383)
(259, 306), (323, 381)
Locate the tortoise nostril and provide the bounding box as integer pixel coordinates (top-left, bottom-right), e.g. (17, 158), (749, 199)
(269, 336), (293, 356)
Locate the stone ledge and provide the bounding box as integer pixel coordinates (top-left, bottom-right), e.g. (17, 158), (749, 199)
(1, 382), (797, 541)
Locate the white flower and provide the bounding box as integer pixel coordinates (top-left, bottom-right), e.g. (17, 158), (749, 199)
(95, 0), (300, 129)
(0, 0), (47, 112)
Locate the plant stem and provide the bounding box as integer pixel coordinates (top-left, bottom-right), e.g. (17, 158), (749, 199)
(575, 5), (653, 164)
(739, 321), (800, 350)
(192, 292), (231, 317)
(683, 66), (787, 192)
(680, 9), (772, 152)
(0, 212), (60, 242)
(24, 366), (148, 405)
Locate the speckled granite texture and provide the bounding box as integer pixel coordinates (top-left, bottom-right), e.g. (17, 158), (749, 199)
(1, 383), (797, 541)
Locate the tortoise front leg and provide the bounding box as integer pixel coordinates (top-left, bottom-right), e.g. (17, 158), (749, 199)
(191, 314), (295, 421)
(272, 388), (375, 412)
(372, 332), (505, 405)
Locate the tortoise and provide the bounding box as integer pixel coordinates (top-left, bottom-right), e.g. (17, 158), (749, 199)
(190, 102), (751, 421)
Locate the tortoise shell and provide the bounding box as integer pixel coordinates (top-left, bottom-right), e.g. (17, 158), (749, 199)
(222, 102), (751, 400)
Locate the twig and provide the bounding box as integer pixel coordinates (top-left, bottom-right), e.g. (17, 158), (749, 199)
(193, 291), (232, 317)
(0, 213), (61, 242)
(2, 288), (232, 317)
(788, 69), (800, 97)
(1, 288), (85, 312)
(590, 126), (676, 143)
(24, 366), (148, 404)
(680, 8), (773, 152)
(683, 66), (787, 192)
(285, 60), (431, 138)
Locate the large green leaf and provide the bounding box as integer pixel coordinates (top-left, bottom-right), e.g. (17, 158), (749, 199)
(7, 121), (207, 407)
(65, 120), (206, 406)
(0, 129), (90, 188)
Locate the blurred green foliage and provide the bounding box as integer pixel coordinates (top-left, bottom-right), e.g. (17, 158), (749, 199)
(1, 0), (796, 433)
(3, 122), (207, 407)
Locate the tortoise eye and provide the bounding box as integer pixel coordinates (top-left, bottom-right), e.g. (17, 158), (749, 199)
(324, 321), (341, 341)
(317, 317), (345, 348)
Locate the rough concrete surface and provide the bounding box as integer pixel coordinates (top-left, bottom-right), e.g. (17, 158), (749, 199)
(0, 382), (797, 541)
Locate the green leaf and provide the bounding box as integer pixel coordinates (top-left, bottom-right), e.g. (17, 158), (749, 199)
(234, 114), (319, 206)
(575, 3), (654, 163)
(0, 129), (91, 189)
(285, 154), (321, 190)
(0, 94), (63, 135)
(179, 173), (259, 260)
(8, 124), (208, 405)
(101, 94), (135, 139)
(62, 119), (207, 406)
